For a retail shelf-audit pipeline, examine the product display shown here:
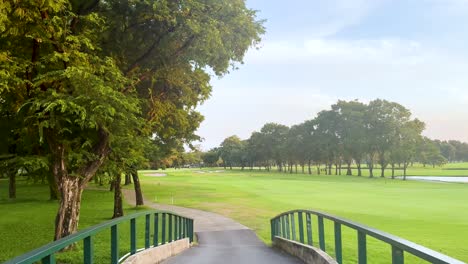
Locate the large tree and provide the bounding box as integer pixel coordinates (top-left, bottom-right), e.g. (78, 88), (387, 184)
(0, 0), (264, 240)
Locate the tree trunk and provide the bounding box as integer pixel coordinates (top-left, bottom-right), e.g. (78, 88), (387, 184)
(113, 173), (123, 218)
(54, 176), (82, 241)
(328, 164), (332, 175)
(308, 160), (312, 175)
(9, 172), (16, 199)
(391, 164), (395, 179)
(346, 162), (352, 176)
(131, 171), (144, 206)
(381, 166), (385, 178)
(47, 172), (58, 200)
(124, 173), (132, 185)
(356, 160), (362, 176)
(49, 127), (110, 241)
(368, 163), (374, 178)
(110, 180), (115, 191)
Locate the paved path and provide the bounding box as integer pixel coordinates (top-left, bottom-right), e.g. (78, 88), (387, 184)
(123, 189), (302, 264)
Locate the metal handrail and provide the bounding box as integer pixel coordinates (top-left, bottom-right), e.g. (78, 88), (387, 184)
(5, 210), (194, 264)
(271, 209), (464, 264)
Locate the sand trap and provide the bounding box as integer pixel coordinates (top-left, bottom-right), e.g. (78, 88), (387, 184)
(144, 173), (167, 177)
(195, 170), (225, 174)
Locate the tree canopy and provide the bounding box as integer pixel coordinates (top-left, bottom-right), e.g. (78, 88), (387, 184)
(0, 0), (264, 240)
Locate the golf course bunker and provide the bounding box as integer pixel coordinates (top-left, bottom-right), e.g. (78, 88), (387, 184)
(403, 176), (468, 183)
(144, 173), (167, 177)
(194, 170), (225, 174)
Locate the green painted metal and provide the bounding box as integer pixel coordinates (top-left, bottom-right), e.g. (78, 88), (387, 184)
(285, 214), (290, 239)
(162, 213), (167, 245)
(5, 210), (194, 264)
(41, 254), (55, 264)
(178, 216), (182, 239)
(270, 209), (464, 264)
(358, 231), (367, 264)
(281, 216), (286, 237)
(334, 222), (342, 264)
(290, 213), (296, 241)
(392, 245), (404, 264)
(318, 215), (325, 251)
(306, 212), (312, 246)
(174, 216), (179, 240)
(169, 214), (173, 242)
(189, 219), (194, 243)
(145, 214), (150, 249)
(84, 236), (93, 264)
(154, 213), (159, 246)
(270, 219), (275, 241)
(298, 212), (304, 243)
(276, 218), (281, 237)
(130, 218), (136, 254)
(111, 224), (118, 264)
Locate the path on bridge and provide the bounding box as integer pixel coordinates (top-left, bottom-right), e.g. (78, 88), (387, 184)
(123, 189), (302, 264)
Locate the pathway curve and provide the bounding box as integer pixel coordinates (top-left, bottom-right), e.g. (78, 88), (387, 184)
(123, 189), (302, 264)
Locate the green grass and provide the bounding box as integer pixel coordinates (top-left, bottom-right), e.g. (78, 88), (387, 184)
(0, 178), (148, 263)
(2, 163), (467, 263)
(139, 168), (468, 263)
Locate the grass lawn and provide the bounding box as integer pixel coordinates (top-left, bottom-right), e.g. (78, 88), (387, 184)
(139, 168), (468, 263)
(0, 178), (148, 263)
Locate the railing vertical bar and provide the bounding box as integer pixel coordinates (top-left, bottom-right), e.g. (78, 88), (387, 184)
(162, 213), (166, 245)
(358, 231), (367, 264)
(281, 216), (286, 238)
(154, 213), (159, 246)
(178, 216), (183, 239)
(41, 255), (55, 264)
(306, 213), (312, 246)
(169, 214), (173, 242)
(318, 215), (325, 251)
(271, 219), (274, 241)
(392, 245), (404, 264)
(276, 218), (281, 237)
(189, 219), (194, 243)
(285, 214), (290, 239)
(130, 218), (136, 254)
(111, 224), (118, 264)
(145, 214), (150, 249)
(290, 213), (296, 241)
(84, 236), (93, 264)
(334, 222), (342, 264)
(174, 215), (179, 241)
(298, 212), (304, 243)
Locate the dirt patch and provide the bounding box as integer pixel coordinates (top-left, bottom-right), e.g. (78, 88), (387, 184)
(144, 173), (167, 177)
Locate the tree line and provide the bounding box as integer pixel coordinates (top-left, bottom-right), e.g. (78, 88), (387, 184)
(204, 100), (466, 178)
(0, 0), (263, 241)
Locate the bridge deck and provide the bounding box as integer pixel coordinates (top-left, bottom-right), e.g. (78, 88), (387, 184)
(123, 190), (302, 263)
(162, 229), (302, 264)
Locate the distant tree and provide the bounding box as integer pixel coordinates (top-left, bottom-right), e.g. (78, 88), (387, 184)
(331, 100), (367, 176)
(219, 136), (244, 169)
(202, 149), (220, 167)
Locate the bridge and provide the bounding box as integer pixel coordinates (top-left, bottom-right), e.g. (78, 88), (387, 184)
(4, 205), (465, 264)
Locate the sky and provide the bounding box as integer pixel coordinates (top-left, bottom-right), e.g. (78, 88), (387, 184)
(195, 0), (468, 150)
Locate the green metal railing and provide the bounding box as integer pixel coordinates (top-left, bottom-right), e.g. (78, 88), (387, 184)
(5, 210), (194, 264)
(271, 209), (464, 264)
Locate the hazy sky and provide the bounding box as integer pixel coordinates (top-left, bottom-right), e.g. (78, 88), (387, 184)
(195, 0), (468, 150)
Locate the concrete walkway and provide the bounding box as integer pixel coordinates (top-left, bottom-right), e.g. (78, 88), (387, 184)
(123, 189), (302, 264)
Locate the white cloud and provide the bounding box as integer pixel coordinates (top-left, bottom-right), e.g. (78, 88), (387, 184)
(247, 38), (428, 65)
